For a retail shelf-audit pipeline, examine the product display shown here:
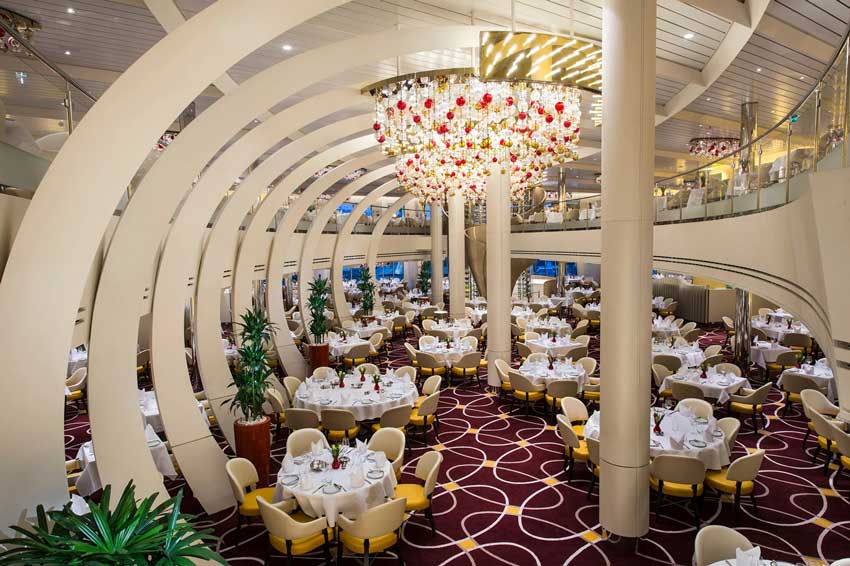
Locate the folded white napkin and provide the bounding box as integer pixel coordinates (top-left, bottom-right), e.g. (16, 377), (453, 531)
(356, 438), (367, 454)
(299, 474), (313, 490)
(282, 454), (295, 473)
(703, 423), (716, 442)
(70, 494), (91, 516)
(735, 546), (760, 566)
(669, 430), (686, 449)
(311, 441), (322, 456)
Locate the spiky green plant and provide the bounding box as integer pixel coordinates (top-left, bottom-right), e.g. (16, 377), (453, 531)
(417, 261), (431, 294)
(308, 275), (330, 344)
(0, 481), (226, 565)
(228, 305), (277, 423)
(357, 266), (376, 316)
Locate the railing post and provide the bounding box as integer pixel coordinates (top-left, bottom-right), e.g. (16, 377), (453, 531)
(813, 84), (821, 173)
(756, 143), (762, 210)
(843, 35), (850, 168)
(785, 122), (792, 203)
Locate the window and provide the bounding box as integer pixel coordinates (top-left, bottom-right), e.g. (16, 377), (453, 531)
(342, 266), (363, 281)
(531, 260), (558, 277)
(375, 262), (404, 279)
(566, 262), (578, 277)
(336, 203), (354, 214)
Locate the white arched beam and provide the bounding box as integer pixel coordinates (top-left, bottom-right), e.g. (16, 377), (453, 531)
(330, 183), (400, 322)
(367, 194), (417, 276)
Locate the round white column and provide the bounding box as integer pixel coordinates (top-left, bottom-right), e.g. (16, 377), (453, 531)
(430, 203), (444, 305)
(486, 168), (512, 386)
(599, 0), (655, 538)
(447, 192), (466, 318)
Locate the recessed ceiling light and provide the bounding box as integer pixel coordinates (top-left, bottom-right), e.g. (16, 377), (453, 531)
(799, 75), (806, 80)
(698, 123), (703, 127)
(282, 44), (293, 51)
(64, 50), (71, 55)
(683, 33), (694, 39)
(756, 67), (762, 72)
(66, 7), (75, 14)
(706, 97), (711, 101)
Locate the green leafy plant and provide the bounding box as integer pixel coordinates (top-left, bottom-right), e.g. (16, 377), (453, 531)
(417, 261), (431, 294)
(228, 305), (277, 423)
(0, 481), (226, 565)
(308, 275), (331, 344)
(356, 266), (375, 316)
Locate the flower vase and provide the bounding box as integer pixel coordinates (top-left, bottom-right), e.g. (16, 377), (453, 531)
(332, 456), (341, 470)
(338, 378), (345, 389)
(360, 372), (366, 382)
(374, 382), (381, 391)
(653, 423), (662, 436)
(700, 368), (707, 379)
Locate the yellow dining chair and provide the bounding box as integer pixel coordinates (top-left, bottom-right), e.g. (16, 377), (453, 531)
(225, 458), (280, 547)
(394, 450), (443, 535)
(257, 495), (333, 564)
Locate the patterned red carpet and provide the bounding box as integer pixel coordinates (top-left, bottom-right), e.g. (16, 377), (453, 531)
(63, 326), (850, 565)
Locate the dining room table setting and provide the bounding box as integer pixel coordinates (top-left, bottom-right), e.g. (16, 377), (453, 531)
(295, 368), (418, 421)
(660, 366), (750, 404)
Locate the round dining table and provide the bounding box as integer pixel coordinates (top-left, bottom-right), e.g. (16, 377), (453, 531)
(295, 372), (418, 421)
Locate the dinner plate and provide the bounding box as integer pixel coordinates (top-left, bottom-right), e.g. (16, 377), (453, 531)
(367, 469), (384, 480)
(281, 474), (299, 486)
(319, 398), (333, 405)
(716, 380), (731, 386)
(361, 398), (374, 404)
(322, 484), (340, 494)
(694, 417), (709, 425)
(712, 430), (724, 438)
(389, 393), (402, 399)
(671, 375), (685, 380)
(689, 439), (708, 448)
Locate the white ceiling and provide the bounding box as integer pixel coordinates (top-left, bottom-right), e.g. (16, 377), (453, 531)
(0, 0), (847, 185)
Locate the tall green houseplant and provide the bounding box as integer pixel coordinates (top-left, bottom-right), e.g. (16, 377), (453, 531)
(308, 274), (330, 343)
(0, 481), (226, 565)
(357, 265), (376, 316)
(418, 261), (431, 294)
(228, 305), (277, 423)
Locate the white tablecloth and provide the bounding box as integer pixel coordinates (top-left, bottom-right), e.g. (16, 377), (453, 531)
(584, 410), (730, 470)
(470, 297), (487, 307)
(295, 373), (418, 421)
(431, 321), (472, 339)
(527, 319), (572, 335)
(329, 337), (371, 358)
(751, 341), (793, 369)
(652, 345), (705, 368)
(419, 342), (475, 367)
(273, 448), (396, 526)
(74, 425), (176, 496)
(138, 390), (208, 433)
(652, 297), (666, 309)
(526, 337), (583, 357)
(469, 308), (487, 325)
(68, 349), (88, 377)
(351, 324), (390, 339)
(752, 318), (810, 342)
(511, 307), (535, 319)
(778, 363), (836, 401)
(519, 359), (587, 388)
(652, 320), (680, 338)
(661, 369), (750, 404)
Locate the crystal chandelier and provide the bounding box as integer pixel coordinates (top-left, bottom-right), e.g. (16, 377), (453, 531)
(367, 68), (582, 203)
(687, 136), (740, 159)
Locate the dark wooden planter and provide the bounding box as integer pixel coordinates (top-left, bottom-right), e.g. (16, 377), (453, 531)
(307, 342), (330, 371)
(234, 416), (271, 487)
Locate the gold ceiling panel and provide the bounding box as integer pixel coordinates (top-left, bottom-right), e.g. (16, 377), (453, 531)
(478, 31), (601, 92)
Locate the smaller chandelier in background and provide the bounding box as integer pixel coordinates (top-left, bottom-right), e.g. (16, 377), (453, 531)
(0, 7), (40, 55)
(687, 136), (740, 159)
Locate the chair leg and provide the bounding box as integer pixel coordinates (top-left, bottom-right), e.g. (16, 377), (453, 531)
(567, 452), (575, 484)
(364, 538), (370, 566)
(655, 485), (664, 522)
(692, 487), (701, 531)
(426, 505), (436, 536)
(235, 512), (243, 548)
(734, 484), (742, 525)
(336, 536), (343, 566)
(322, 531), (331, 565)
(823, 445), (833, 476)
(587, 474), (596, 500)
(802, 427), (811, 450)
(812, 446), (822, 465)
(783, 394), (790, 416)
(750, 492), (758, 516)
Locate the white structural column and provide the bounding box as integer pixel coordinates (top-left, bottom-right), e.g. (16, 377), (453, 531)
(599, 0), (655, 538)
(430, 204), (444, 305)
(485, 168), (512, 387)
(447, 193), (465, 317)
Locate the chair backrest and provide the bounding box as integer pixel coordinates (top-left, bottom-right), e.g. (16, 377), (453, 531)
(404, 342), (418, 364)
(781, 372), (821, 395)
(672, 318), (684, 328)
(516, 317), (528, 330)
(66, 367), (87, 388)
(394, 366), (416, 381)
(547, 379), (579, 400)
(515, 342), (532, 359)
(417, 351), (446, 369)
(683, 328), (703, 343)
(257, 495), (327, 543)
(566, 345), (588, 359)
(775, 350), (799, 366)
(573, 335), (591, 348)
(577, 356), (597, 376)
(494, 359), (511, 383)
(342, 320), (355, 329)
(758, 308), (774, 317)
(703, 354), (723, 367)
(508, 370), (537, 394)
(284, 408), (320, 431)
(586, 437), (600, 466)
(809, 409), (837, 439)
(421, 374), (442, 395)
(721, 316), (734, 332)
(650, 454), (705, 485)
(379, 405), (413, 429)
(561, 396), (589, 422)
(341, 497), (406, 541)
(556, 414), (580, 449)
(460, 336), (478, 351)
(673, 336), (690, 348)
(527, 352), (548, 365)
(312, 366), (336, 380)
(411, 325), (423, 338)
(368, 427), (406, 465)
(712, 362), (740, 377)
(282, 376), (302, 401)
(225, 457), (258, 504)
(356, 363), (380, 376)
(419, 335), (436, 349)
(782, 332), (812, 348)
(286, 428), (328, 456)
(651, 363), (671, 388)
(321, 408), (356, 431)
(346, 343), (372, 359)
(750, 327), (767, 341)
(137, 349), (151, 365)
(675, 397), (712, 417)
(716, 417), (740, 452)
(454, 351), (482, 369)
(570, 325), (588, 339)
(369, 333), (384, 348)
(726, 449), (765, 482)
(422, 319), (436, 330)
(265, 388), (288, 413)
(680, 322), (697, 334)
(704, 344), (722, 357)
(747, 382), (773, 405)
(800, 388), (840, 418)
(524, 331), (541, 342)
(405, 311), (416, 323)
(654, 354), (682, 373)
(414, 450), (443, 497)
(417, 390), (441, 417)
(694, 525), (753, 566)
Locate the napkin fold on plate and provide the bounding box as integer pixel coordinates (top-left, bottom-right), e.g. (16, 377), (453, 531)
(311, 441), (323, 456)
(356, 439), (367, 454)
(70, 494), (91, 516)
(669, 430), (686, 450)
(735, 546), (760, 566)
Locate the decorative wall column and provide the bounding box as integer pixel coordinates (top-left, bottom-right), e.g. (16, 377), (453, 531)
(430, 203), (444, 305)
(733, 289), (751, 368)
(485, 167), (512, 386)
(447, 192), (466, 318)
(599, 0), (655, 538)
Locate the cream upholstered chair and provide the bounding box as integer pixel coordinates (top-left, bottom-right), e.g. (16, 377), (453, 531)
(356, 363), (380, 376)
(410, 390), (440, 445)
(404, 342), (419, 368)
(703, 344), (722, 358)
(286, 427), (328, 457)
(394, 450), (443, 536)
(368, 427), (406, 479)
(65, 368), (88, 406)
(676, 398), (713, 418)
(672, 318), (684, 328)
(257, 495), (333, 563)
(832, 424), (850, 487)
(570, 324), (588, 340)
(780, 372), (822, 416)
(721, 316), (736, 348)
(368, 332), (385, 359)
(546, 380), (579, 416)
(371, 405), (412, 436)
(320, 408), (360, 442)
(265, 388), (289, 438)
(650, 454), (706, 530)
(716, 417), (740, 454)
(673, 336), (690, 348)
(421, 318), (436, 331)
(566, 345), (588, 360)
(655, 354), (682, 373)
(515, 342), (532, 363)
(225, 457), (279, 547)
(586, 437), (600, 499)
(703, 354), (723, 368)
(810, 410), (842, 475)
(758, 307), (774, 317)
(680, 321), (697, 334)
(337, 497), (406, 564)
(395, 365), (417, 382)
(683, 328), (703, 343)
(561, 396), (589, 439)
(750, 327), (768, 341)
(766, 350), (799, 379)
(312, 366), (336, 381)
(713, 363), (741, 377)
(705, 449), (765, 523)
(728, 382), (772, 432)
(672, 382), (706, 402)
(415, 375), (442, 408)
(283, 376), (302, 403)
(460, 335), (478, 351)
(652, 363), (673, 402)
(694, 525), (753, 566)
(451, 351), (482, 386)
(343, 343), (372, 368)
(509, 370), (545, 416)
(417, 351), (447, 380)
(800, 389), (840, 449)
(524, 330), (540, 343)
(782, 331), (812, 357)
(284, 407), (321, 433)
(556, 414), (589, 483)
(411, 324), (423, 339)
(527, 352), (548, 365)
(574, 334), (591, 348)
(577, 356), (597, 377)
(494, 358), (513, 398)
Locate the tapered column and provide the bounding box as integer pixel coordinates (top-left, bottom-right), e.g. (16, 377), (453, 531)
(430, 203), (444, 305)
(599, 0), (655, 538)
(733, 289), (751, 368)
(486, 168), (512, 386)
(447, 192), (466, 318)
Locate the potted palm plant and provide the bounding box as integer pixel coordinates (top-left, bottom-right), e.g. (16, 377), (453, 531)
(307, 275), (331, 370)
(357, 265), (376, 322)
(418, 261), (431, 295)
(228, 305), (276, 487)
(0, 481), (226, 565)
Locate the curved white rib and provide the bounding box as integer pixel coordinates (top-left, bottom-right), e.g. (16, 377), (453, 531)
(367, 195), (417, 276)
